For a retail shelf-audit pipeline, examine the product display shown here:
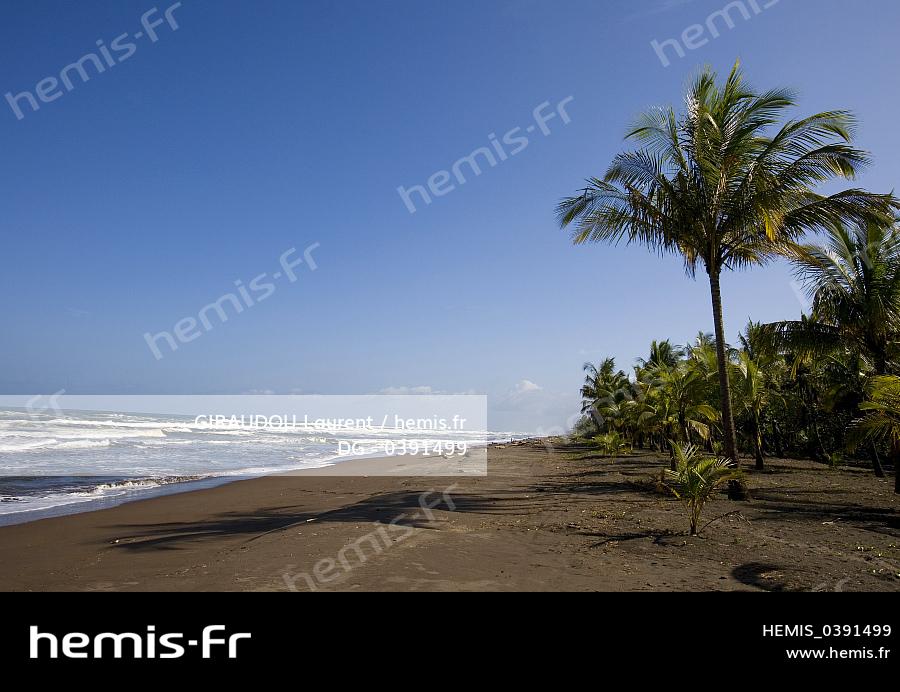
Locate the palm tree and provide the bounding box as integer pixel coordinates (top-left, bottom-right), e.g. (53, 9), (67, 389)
(580, 358), (632, 431)
(732, 321), (783, 470)
(558, 62), (894, 492)
(664, 443), (741, 535)
(782, 345), (832, 463)
(739, 320), (777, 362)
(769, 221), (900, 476)
(732, 351), (777, 470)
(769, 221), (900, 376)
(848, 376), (900, 493)
(818, 352), (885, 475)
(643, 360), (718, 466)
(638, 339), (682, 369)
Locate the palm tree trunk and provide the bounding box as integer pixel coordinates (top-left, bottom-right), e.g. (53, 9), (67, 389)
(754, 414), (765, 471)
(810, 413), (829, 463)
(871, 442), (886, 478)
(772, 422), (784, 458)
(708, 270), (744, 499)
(892, 439), (900, 495)
(871, 359), (891, 482)
(891, 440), (900, 495)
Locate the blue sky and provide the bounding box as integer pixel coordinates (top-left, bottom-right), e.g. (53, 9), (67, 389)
(2, 0), (899, 432)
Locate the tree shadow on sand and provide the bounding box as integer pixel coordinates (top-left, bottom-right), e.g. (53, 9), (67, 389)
(102, 489), (554, 553)
(749, 490), (900, 537)
(573, 528), (682, 549)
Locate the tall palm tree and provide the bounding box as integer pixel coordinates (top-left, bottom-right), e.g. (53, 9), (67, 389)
(769, 220), (900, 376)
(557, 62), (894, 491)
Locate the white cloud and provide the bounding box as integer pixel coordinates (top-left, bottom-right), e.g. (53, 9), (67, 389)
(378, 385), (480, 396)
(494, 379), (545, 410)
(489, 379), (581, 434)
(513, 379), (542, 394)
(379, 385), (439, 395)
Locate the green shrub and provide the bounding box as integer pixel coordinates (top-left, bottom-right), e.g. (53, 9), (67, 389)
(591, 432), (632, 457)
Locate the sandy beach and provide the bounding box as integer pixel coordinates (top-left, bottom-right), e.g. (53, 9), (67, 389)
(1, 441), (898, 592)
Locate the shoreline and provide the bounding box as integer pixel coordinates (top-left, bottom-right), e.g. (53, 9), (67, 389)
(0, 474), (242, 528)
(0, 439), (531, 528)
(0, 441), (897, 592)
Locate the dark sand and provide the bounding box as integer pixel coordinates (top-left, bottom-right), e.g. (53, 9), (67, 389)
(1, 441), (898, 592)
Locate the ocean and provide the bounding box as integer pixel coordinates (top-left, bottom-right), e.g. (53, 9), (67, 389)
(0, 408), (525, 524)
